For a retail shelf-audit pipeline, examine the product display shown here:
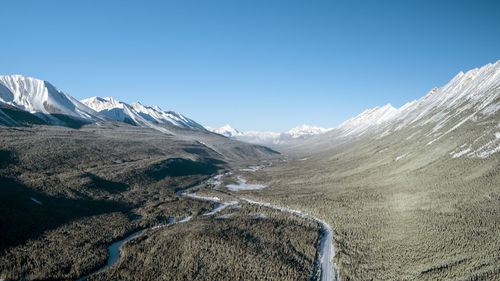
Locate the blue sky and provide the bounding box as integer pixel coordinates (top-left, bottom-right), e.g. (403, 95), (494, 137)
(1, 0), (499, 131)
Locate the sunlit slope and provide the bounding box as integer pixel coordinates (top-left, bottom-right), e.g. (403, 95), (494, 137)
(247, 61), (500, 280)
(284, 60), (500, 157)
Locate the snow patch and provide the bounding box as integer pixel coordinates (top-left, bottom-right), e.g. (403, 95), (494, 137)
(471, 139), (500, 158)
(226, 176), (267, 192)
(452, 148), (471, 158)
(248, 212), (267, 219)
(240, 165), (263, 172)
(178, 216), (192, 223)
(205, 201), (239, 216)
(206, 173), (224, 189)
(215, 213), (235, 220)
(481, 102), (500, 115)
(395, 153), (409, 161)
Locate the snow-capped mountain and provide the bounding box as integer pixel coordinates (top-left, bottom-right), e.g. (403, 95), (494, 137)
(0, 75), (104, 126)
(206, 124), (331, 146)
(297, 60), (500, 159)
(80, 96), (137, 124)
(331, 60), (499, 139)
(205, 124), (242, 138)
(287, 125), (332, 138)
(0, 75), (205, 134)
(129, 102), (204, 129)
(81, 97), (203, 133)
(334, 103), (397, 137)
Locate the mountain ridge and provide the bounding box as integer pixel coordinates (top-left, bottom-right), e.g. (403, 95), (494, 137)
(0, 75), (204, 133)
(0, 75), (105, 127)
(287, 59), (500, 159)
(206, 124), (332, 146)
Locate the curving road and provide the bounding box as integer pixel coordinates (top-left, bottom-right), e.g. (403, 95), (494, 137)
(78, 172), (340, 281)
(237, 197), (340, 281)
(185, 172), (341, 281)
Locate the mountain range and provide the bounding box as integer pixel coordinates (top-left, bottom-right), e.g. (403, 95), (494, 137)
(205, 124), (332, 146)
(283, 60), (500, 160)
(1, 59), (499, 160)
(0, 75), (203, 133)
(0, 75), (104, 128)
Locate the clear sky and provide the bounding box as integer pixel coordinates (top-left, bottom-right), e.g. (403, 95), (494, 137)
(1, 0), (499, 131)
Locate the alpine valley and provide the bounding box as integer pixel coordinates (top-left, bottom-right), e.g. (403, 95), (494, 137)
(0, 60), (499, 281)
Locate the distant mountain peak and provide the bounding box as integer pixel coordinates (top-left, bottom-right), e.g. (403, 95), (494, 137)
(81, 96), (126, 112)
(206, 124), (331, 145)
(285, 125), (333, 138)
(208, 124), (240, 138)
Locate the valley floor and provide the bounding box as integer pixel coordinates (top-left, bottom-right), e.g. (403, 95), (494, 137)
(0, 126), (322, 281)
(243, 147), (500, 281)
(2, 123), (499, 281)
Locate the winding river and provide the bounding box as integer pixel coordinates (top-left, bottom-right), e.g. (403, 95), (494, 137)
(78, 170), (339, 281)
(77, 230), (143, 281)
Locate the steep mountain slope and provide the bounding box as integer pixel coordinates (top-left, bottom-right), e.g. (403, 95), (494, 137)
(287, 60), (500, 158)
(245, 60), (500, 280)
(129, 102), (203, 129)
(81, 97), (203, 132)
(79, 96), (168, 134)
(0, 75), (105, 127)
(0, 74), (279, 164)
(0, 75), (204, 134)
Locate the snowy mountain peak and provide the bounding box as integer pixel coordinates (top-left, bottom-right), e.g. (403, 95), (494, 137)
(130, 102), (162, 112)
(0, 75), (103, 124)
(206, 124), (332, 145)
(286, 125), (333, 138)
(81, 96), (126, 112)
(209, 124), (240, 137)
(81, 96), (203, 130)
(307, 60), (500, 159)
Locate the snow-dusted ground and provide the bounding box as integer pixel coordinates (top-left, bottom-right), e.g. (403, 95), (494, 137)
(226, 176), (267, 192)
(452, 148), (471, 158)
(205, 173), (226, 189)
(178, 176), (241, 216)
(205, 201), (240, 216)
(248, 212), (267, 219)
(395, 153), (410, 161)
(216, 213), (235, 220)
